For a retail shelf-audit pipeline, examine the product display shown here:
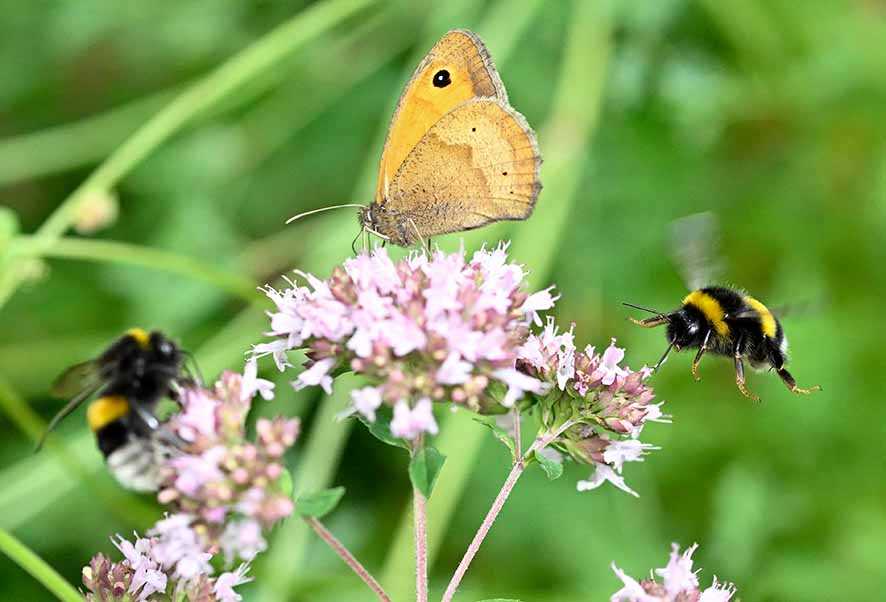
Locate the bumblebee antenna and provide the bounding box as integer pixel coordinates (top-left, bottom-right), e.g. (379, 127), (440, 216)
(653, 342), (675, 372)
(623, 302), (666, 315)
(286, 204), (367, 224)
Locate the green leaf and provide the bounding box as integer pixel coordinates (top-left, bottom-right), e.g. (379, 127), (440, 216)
(472, 417), (517, 462)
(409, 445), (447, 498)
(534, 451), (563, 480)
(296, 486), (345, 518)
(356, 406), (410, 450)
(276, 468), (294, 497)
(475, 599), (524, 601)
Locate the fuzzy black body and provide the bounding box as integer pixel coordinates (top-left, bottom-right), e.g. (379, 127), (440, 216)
(95, 329), (183, 410)
(628, 286), (818, 400)
(669, 286), (786, 369)
(43, 329), (186, 481)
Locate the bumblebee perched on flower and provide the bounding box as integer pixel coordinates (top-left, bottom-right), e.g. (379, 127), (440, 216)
(625, 213), (821, 401)
(37, 328), (192, 490)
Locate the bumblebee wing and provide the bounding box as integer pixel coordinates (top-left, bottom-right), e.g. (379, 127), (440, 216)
(50, 360), (103, 398)
(35, 379), (105, 452)
(669, 212), (724, 291)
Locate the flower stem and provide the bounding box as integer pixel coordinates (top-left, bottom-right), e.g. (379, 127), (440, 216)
(414, 486), (429, 602)
(303, 517), (391, 602)
(441, 421), (575, 602)
(0, 528), (82, 602)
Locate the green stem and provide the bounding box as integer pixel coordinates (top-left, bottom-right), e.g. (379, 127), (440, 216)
(0, 0), (378, 310)
(9, 235), (262, 305)
(0, 528), (83, 602)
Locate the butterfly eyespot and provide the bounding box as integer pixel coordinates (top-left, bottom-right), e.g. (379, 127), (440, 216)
(471, 127), (476, 132)
(432, 69), (451, 88)
(502, 171), (508, 176)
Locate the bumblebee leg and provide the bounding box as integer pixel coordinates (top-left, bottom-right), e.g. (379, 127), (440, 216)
(629, 315), (669, 328)
(691, 329), (711, 381)
(733, 338), (760, 401)
(776, 366), (822, 394)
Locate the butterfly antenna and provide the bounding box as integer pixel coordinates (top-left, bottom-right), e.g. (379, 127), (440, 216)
(623, 302), (667, 315)
(286, 204), (367, 224)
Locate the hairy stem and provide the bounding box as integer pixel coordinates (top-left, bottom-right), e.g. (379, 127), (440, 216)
(414, 486), (429, 602)
(304, 517), (391, 602)
(441, 420), (575, 602)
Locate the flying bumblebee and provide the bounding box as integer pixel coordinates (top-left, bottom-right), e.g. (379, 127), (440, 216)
(38, 328), (191, 491)
(624, 213), (821, 401)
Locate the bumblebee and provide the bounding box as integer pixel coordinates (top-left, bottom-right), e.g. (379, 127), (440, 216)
(38, 328), (190, 491)
(625, 213), (821, 401)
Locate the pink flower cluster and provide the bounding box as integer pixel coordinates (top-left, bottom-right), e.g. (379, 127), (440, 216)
(82, 519), (250, 602)
(610, 544), (737, 602)
(251, 244), (556, 440)
(157, 371), (299, 564)
(517, 319), (669, 497)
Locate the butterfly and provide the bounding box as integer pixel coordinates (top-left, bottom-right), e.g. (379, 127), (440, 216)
(291, 30), (542, 249)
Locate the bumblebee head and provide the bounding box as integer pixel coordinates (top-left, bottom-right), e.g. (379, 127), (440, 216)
(666, 308), (706, 351)
(148, 331), (179, 362)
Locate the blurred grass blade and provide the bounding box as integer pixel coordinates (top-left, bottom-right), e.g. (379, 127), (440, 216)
(381, 0), (613, 597)
(0, 0), (379, 310)
(9, 236), (262, 305)
(0, 528), (83, 602)
(0, 90), (173, 186)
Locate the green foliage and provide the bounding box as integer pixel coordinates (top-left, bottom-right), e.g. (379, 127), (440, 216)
(408, 445), (447, 499)
(357, 406), (410, 450)
(295, 487), (345, 519)
(533, 451), (564, 481)
(473, 417), (518, 463)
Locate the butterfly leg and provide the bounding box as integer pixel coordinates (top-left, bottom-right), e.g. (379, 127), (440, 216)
(733, 337), (760, 402)
(776, 366), (821, 395)
(691, 329), (711, 381)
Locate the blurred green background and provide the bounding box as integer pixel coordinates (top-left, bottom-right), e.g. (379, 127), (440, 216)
(1, 0), (885, 600)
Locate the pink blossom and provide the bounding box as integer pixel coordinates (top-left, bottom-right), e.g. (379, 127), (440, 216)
(351, 386), (383, 421)
(437, 352), (473, 385)
(214, 564), (252, 602)
(610, 563), (659, 602)
(577, 463), (640, 498)
(603, 439), (659, 472)
(169, 446), (226, 497)
(241, 359), (275, 402)
(391, 398), (439, 440)
(175, 388), (219, 442)
(492, 368), (548, 407)
(253, 244), (559, 426)
(594, 338), (630, 386)
(520, 286), (559, 326)
(292, 357), (335, 394)
(220, 519), (267, 563)
(699, 578), (738, 601)
(657, 543), (700, 596)
(610, 544), (738, 602)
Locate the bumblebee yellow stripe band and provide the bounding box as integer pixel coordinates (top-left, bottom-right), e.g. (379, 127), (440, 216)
(683, 290), (730, 336)
(743, 295), (777, 338)
(87, 395), (129, 431)
(125, 327), (150, 349)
